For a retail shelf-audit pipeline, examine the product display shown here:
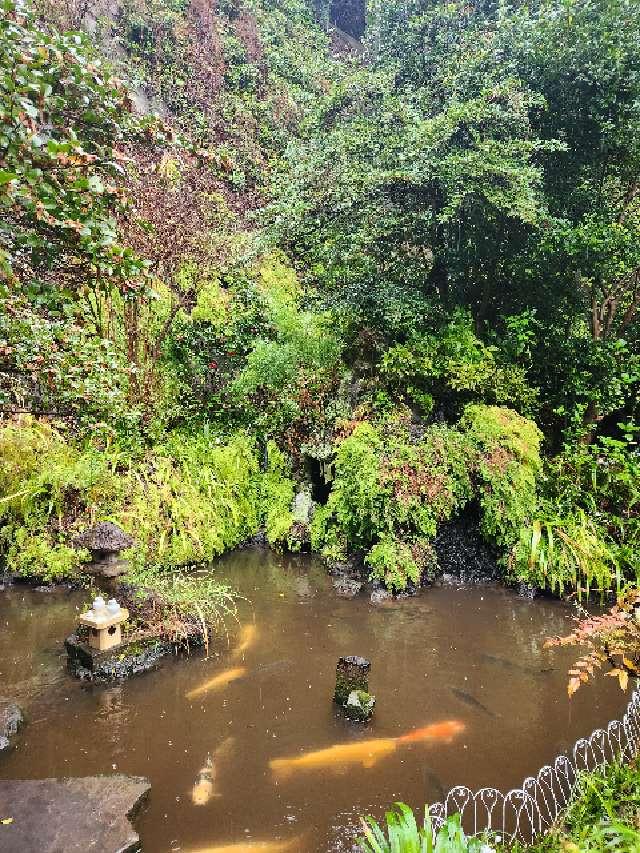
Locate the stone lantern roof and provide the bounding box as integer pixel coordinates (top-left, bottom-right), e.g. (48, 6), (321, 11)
(74, 522), (134, 554)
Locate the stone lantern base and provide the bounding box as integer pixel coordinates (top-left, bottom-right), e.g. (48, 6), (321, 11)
(65, 634), (172, 682)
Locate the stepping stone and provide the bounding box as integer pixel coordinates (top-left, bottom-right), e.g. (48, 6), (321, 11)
(0, 775), (150, 853)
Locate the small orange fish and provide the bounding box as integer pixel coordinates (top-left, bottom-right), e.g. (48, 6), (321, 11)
(232, 624), (258, 659)
(186, 666), (246, 701)
(270, 720), (465, 779)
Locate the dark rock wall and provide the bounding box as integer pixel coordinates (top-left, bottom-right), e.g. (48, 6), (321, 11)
(330, 0), (366, 40)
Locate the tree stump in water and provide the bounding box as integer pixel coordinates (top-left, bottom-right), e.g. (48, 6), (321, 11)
(334, 655), (370, 703)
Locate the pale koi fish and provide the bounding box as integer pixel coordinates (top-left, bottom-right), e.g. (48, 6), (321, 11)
(191, 737), (236, 806)
(186, 839), (300, 853)
(232, 624), (258, 659)
(270, 720), (465, 779)
(186, 666), (246, 701)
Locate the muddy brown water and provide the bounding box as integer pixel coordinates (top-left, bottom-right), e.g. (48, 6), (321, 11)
(0, 549), (628, 852)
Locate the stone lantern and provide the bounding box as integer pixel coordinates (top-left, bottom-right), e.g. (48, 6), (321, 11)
(73, 522), (134, 579)
(78, 597), (129, 652)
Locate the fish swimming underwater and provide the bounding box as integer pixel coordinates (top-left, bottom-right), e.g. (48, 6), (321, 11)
(270, 720), (465, 779)
(480, 653), (553, 676)
(186, 840), (300, 853)
(191, 737), (236, 806)
(450, 687), (497, 718)
(186, 666), (246, 701)
(232, 624), (258, 659)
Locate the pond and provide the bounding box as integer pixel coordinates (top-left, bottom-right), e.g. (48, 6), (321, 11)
(0, 548), (627, 852)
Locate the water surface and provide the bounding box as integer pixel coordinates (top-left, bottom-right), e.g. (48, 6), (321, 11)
(0, 549), (626, 852)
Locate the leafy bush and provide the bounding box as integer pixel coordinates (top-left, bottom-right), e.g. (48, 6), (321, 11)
(260, 441), (296, 546)
(0, 0), (147, 290)
(117, 433), (264, 573)
(508, 760), (640, 852)
(380, 312), (537, 419)
(461, 405), (542, 549)
(230, 252), (342, 432)
(313, 405), (540, 590)
(0, 417), (295, 580)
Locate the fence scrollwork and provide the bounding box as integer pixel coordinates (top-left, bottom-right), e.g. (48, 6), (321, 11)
(428, 684), (640, 844)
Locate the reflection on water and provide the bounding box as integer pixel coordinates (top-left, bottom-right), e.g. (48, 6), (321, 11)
(0, 550), (628, 852)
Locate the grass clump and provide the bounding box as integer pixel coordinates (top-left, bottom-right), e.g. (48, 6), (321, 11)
(359, 804), (493, 852)
(118, 567), (240, 650)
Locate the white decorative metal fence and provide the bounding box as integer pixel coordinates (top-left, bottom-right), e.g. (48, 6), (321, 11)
(428, 685), (640, 844)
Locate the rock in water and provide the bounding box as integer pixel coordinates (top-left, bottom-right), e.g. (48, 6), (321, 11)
(0, 701), (23, 751)
(333, 577), (363, 599)
(334, 655), (370, 705)
(0, 775), (150, 853)
(370, 587), (392, 604)
(65, 633), (172, 682)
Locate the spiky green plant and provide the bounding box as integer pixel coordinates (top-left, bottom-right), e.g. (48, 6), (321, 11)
(359, 804), (492, 853)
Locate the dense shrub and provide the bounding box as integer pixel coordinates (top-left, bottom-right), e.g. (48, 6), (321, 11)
(312, 405), (542, 591)
(0, 417), (295, 580)
(380, 312), (537, 419)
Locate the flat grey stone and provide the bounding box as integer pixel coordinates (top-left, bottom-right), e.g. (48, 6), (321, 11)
(0, 775), (150, 853)
(0, 701), (23, 751)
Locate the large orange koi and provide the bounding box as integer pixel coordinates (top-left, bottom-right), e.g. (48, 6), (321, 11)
(270, 720), (465, 778)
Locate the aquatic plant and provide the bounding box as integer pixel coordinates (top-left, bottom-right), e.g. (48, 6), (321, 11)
(359, 804), (493, 853)
(122, 567), (239, 650)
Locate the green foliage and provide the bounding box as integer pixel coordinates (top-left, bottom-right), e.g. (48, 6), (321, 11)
(0, 302), (135, 423)
(312, 405), (539, 590)
(359, 804), (490, 853)
(0, 417), (295, 580)
(512, 429), (640, 594)
(123, 565), (239, 648)
(508, 760), (640, 853)
(0, 417), (121, 579)
(260, 440), (295, 546)
(510, 514), (621, 599)
(0, 0), (147, 290)
(460, 405), (542, 549)
(118, 432), (263, 572)
(365, 538), (421, 592)
(230, 252), (342, 432)
(380, 312), (536, 418)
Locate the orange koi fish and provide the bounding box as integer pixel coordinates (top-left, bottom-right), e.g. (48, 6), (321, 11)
(186, 666), (246, 701)
(232, 624), (258, 659)
(187, 840), (300, 853)
(270, 720), (465, 779)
